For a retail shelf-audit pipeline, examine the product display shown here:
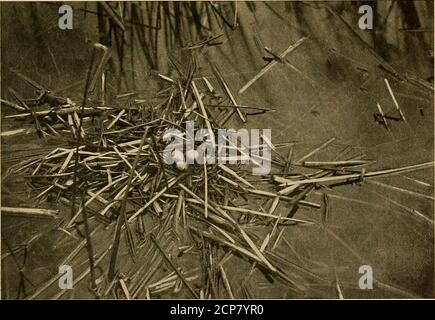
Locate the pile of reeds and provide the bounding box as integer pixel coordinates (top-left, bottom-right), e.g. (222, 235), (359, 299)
(2, 35), (433, 298)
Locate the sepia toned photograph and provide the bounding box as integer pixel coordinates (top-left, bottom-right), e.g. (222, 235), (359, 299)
(0, 1), (433, 302)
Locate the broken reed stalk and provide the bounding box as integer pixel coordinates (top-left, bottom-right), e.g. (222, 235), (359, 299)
(367, 180), (434, 201)
(219, 205), (313, 224)
(70, 45), (99, 221)
(297, 137), (336, 163)
(366, 188), (433, 225)
(1, 98), (25, 111)
(191, 80), (216, 148)
(108, 126), (149, 280)
(238, 37), (307, 94)
(79, 190), (97, 291)
(150, 234), (199, 299)
(384, 78), (406, 121)
(204, 103), (274, 112)
(277, 161), (434, 187)
(219, 265), (234, 299)
(1, 207), (58, 219)
(8, 88), (44, 138)
(302, 160), (370, 167)
(376, 103), (390, 131)
(210, 63), (246, 122)
(218, 164), (255, 189)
